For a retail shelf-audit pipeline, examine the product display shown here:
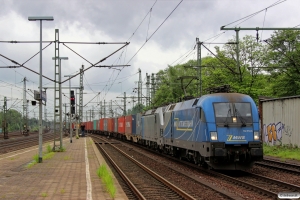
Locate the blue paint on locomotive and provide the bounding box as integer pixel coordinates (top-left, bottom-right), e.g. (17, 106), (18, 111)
(172, 101), (198, 142)
(195, 93), (259, 144)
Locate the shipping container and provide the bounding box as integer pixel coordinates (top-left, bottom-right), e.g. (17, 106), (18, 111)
(99, 118), (104, 132)
(125, 115), (132, 140)
(93, 120), (97, 131)
(113, 117), (118, 133)
(118, 116), (125, 135)
(89, 121), (93, 132)
(107, 118), (114, 133)
(135, 113), (142, 137)
(132, 115), (137, 135)
(125, 115), (133, 135)
(260, 95), (300, 146)
(130, 114), (142, 142)
(97, 119), (100, 131)
(104, 118), (108, 132)
(86, 121), (91, 132)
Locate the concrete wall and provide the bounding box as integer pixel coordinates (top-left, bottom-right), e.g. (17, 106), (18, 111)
(261, 96), (300, 146)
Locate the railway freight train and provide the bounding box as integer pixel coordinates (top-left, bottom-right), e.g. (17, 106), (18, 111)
(83, 92), (263, 170)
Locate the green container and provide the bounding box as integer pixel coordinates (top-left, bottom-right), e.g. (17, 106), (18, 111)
(93, 120), (97, 130)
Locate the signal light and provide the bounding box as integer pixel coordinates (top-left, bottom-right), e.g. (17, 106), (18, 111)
(70, 90), (75, 105)
(70, 97), (75, 105)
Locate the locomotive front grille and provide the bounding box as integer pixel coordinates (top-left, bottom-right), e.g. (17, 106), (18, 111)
(248, 142), (262, 148)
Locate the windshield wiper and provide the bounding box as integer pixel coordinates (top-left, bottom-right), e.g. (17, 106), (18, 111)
(234, 106), (247, 127)
(223, 108), (231, 127)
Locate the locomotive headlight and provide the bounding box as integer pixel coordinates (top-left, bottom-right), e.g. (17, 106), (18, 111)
(210, 131), (218, 141)
(254, 131), (260, 140)
(232, 117), (237, 123)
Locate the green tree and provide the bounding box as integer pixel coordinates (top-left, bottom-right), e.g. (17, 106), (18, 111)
(129, 103), (145, 114)
(213, 35), (271, 101)
(153, 62), (199, 107)
(151, 32), (300, 107)
(0, 109), (22, 132)
(264, 30), (300, 96)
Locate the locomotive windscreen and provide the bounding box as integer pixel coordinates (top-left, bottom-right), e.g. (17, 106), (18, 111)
(213, 102), (252, 126)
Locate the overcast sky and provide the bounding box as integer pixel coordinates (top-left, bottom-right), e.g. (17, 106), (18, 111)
(0, 0), (299, 119)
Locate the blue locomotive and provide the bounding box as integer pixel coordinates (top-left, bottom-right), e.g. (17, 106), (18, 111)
(86, 92), (263, 170)
(140, 92), (263, 170)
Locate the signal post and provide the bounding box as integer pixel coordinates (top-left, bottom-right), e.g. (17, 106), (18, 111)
(70, 90), (75, 143)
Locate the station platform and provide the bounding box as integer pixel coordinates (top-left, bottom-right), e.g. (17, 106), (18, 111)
(0, 136), (128, 200)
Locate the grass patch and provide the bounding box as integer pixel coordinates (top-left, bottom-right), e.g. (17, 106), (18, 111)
(10, 156), (19, 160)
(27, 161), (36, 168)
(46, 144), (52, 153)
(63, 156), (71, 160)
(60, 189), (65, 194)
(59, 146), (66, 152)
(26, 150), (56, 169)
(41, 192), (48, 197)
(44, 152), (55, 160)
(33, 154), (39, 163)
(97, 164), (116, 198)
(263, 144), (300, 161)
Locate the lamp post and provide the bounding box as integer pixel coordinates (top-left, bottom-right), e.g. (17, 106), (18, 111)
(28, 16), (53, 163)
(64, 74), (73, 143)
(52, 57), (68, 149)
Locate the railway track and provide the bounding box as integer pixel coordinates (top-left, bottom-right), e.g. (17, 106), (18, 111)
(105, 135), (300, 199)
(237, 170), (300, 194)
(255, 158), (300, 175)
(171, 153), (300, 199)
(164, 154), (298, 199)
(91, 135), (247, 200)
(0, 131), (37, 140)
(0, 131), (55, 154)
(92, 135), (196, 200)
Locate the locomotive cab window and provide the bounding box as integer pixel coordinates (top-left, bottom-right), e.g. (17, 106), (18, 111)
(213, 102), (252, 126)
(199, 108), (206, 122)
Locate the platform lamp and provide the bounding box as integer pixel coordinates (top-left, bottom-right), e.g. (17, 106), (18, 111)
(28, 16), (54, 163)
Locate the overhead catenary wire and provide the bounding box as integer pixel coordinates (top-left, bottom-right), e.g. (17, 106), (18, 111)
(222, 0), (286, 28)
(170, 0), (288, 68)
(126, 0), (183, 65)
(146, 1), (157, 41)
(2, 1), (291, 115)
(90, 0), (178, 107)
(201, 44), (238, 75)
(126, 0), (158, 43)
(0, 53), (55, 82)
(96, 0), (177, 106)
(260, 8), (268, 42)
(61, 43), (129, 84)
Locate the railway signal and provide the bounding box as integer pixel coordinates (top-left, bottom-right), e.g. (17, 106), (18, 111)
(70, 90), (75, 106)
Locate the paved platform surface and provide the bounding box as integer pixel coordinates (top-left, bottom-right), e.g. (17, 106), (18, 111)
(0, 136), (128, 200)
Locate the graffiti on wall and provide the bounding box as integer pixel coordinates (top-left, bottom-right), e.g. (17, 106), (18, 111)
(263, 122), (293, 145)
(263, 122), (284, 145)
